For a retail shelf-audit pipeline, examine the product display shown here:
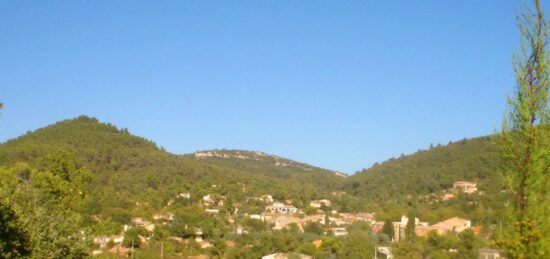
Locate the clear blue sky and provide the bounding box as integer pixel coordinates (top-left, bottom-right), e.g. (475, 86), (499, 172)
(1, 1), (544, 174)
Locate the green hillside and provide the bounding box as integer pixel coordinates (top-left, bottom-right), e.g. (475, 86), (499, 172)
(343, 136), (509, 225)
(347, 136), (501, 202)
(0, 115), (512, 257)
(0, 116), (345, 218)
(188, 149), (346, 191)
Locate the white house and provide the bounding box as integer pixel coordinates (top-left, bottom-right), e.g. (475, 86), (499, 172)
(453, 181), (478, 194)
(310, 199), (331, 208)
(178, 192), (191, 199)
(266, 202), (299, 214)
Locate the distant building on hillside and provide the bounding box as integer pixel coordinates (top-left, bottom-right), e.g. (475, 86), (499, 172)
(93, 236), (111, 248)
(178, 192), (191, 199)
(428, 217), (471, 235)
(332, 227), (348, 236)
(266, 202), (299, 214)
(205, 208), (220, 214)
(259, 194), (274, 203)
(309, 199), (331, 208)
(131, 217), (155, 232)
(271, 215), (302, 230)
(262, 253), (312, 259)
(153, 212), (174, 221)
(478, 248), (507, 259)
(453, 181), (478, 194)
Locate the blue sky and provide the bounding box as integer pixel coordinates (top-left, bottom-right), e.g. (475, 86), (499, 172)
(0, 1), (543, 173)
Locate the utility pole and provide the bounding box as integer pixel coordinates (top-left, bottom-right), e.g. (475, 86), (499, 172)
(131, 240), (134, 259)
(160, 241), (164, 259)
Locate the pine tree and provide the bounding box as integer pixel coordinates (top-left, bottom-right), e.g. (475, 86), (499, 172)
(382, 219), (395, 242)
(498, 0), (550, 257)
(405, 213), (416, 241)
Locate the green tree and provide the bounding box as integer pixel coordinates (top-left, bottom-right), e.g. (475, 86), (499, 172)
(338, 232), (374, 259)
(392, 238), (424, 259)
(382, 219), (395, 242)
(303, 221), (324, 235)
(457, 229), (477, 259)
(123, 227), (148, 248)
(405, 213), (416, 241)
(498, 0), (550, 257)
(0, 201), (31, 258)
(0, 155), (91, 258)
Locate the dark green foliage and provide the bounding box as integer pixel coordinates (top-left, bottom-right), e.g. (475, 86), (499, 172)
(303, 222), (324, 235)
(382, 219), (395, 241)
(0, 116), (346, 224)
(393, 229), (480, 259)
(123, 227), (148, 248)
(338, 231), (374, 258)
(348, 136), (499, 203)
(405, 212), (416, 241)
(0, 155), (91, 258)
(0, 202), (30, 258)
(457, 229), (477, 259)
(0, 115), (507, 257)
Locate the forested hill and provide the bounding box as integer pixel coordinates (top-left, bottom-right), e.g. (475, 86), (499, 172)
(0, 116), (345, 214)
(345, 136), (501, 203)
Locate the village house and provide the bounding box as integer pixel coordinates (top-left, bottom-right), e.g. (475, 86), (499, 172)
(441, 193), (456, 201)
(478, 248), (507, 259)
(389, 215), (429, 242)
(453, 181), (478, 194)
(271, 215), (303, 230)
(371, 215), (428, 242)
(131, 217), (155, 232)
(236, 225), (248, 234)
(339, 212), (375, 224)
(427, 217), (471, 235)
(302, 214), (324, 224)
(153, 212), (174, 221)
(143, 221), (155, 232)
(309, 199), (331, 208)
(266, 202), (299, 214)
(262, 253), (313, 259)
(332, 227), (348, 236)
(257, 194), (274, 203)
(205, 208), (220, 214)
(331, 191), (346, 197)
(202, 194), (225, 207)
(262, 253), (312, 259)
(320, 216), (347, 226)
(178, 192), (191, 199)
(93, 236), (111, 248)
(249, 214), (268, 221)
(355, 212), (375, 222)
(202, 194), (216, 206)
(108, 245), (132, 257)
(371, 221), (385, 234)
(194, 236), (213, 249)
(112, 235), (124, 244)
(131, 217), (144, 225)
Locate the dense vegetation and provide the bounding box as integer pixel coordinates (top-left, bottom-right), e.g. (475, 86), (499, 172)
(0, 115), (512, 257)
(348, 136), (500, 203)
(0, 116), (349, 226)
